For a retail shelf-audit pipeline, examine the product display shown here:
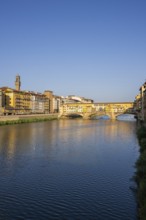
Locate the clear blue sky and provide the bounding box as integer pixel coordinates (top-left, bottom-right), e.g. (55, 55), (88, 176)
(0, 0), (146, 102)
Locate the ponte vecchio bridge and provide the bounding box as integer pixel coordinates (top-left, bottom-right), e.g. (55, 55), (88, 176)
(60, 102), (134, 119)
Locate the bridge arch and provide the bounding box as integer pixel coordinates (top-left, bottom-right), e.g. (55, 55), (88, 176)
(89, 112), (111, 119)
(116, 113), (136, 120)
(63, 113), (83, 118)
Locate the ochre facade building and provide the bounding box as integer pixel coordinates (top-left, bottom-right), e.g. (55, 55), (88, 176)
(134, 81), (146, 122)
(0, 75), (56, 115)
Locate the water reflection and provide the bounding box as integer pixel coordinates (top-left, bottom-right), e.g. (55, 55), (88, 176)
(0, 120), (139, 220)
(92, 115), (110, 120)
(0, 122), (58, 170)
(92, 114), (136, 121)
(117, 114), (136, 121)
(0, 120), (138, 162)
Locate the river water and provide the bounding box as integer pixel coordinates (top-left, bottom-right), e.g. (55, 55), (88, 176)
(0, 119), (139, 220)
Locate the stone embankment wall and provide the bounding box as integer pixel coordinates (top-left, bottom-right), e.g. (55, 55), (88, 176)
(0, 113), (59, 122)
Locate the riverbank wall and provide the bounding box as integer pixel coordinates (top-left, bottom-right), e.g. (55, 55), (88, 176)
(0, 113), (59, 125)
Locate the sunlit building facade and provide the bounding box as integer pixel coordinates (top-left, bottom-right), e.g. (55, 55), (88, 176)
(0, 76), (54, 115)
(134, 82), (146, 121)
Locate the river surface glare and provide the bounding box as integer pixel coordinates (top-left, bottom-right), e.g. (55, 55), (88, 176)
(0, 119), (139, 220)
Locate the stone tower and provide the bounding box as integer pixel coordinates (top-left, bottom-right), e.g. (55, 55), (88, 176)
(15, 74), (21, 91)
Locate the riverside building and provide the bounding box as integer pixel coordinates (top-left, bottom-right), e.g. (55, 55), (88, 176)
(0, 75), (54, 115)
(134, 81), (146, 122)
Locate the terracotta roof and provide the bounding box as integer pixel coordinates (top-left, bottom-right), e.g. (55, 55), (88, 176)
(0, 87), (46, 97)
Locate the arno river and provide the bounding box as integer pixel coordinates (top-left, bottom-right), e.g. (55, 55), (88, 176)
(0, 118), (139, 219)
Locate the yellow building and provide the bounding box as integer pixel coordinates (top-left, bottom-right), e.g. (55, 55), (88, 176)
(0, 87), (31, 115)
(0, 87), (51, 115)
(134, 82), (146, 121)
(0, 89), (5, 115)
(44, 90), (53, 113)
(0, 75), (54, 115)
(61, 103), (94, 114)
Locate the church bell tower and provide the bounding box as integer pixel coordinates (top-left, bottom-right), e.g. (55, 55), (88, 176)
(15, 74), (21, 91)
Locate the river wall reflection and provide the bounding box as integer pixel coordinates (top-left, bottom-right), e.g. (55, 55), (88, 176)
(0, 119), (139, 220)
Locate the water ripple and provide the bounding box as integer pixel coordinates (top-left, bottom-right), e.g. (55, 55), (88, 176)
(0, 120), (138, 219)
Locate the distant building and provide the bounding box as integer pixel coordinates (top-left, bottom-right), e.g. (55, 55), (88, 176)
(0, 89), (5, 115)
(0, 75), (54, 115)
(61, 95), (94, 104)
(60, 103), (92, 115)
(44, 91), (53, 113)
(53, 95), (61, 113)
(139, 82), (146, 120)
(133, 94), (141, 114)
(30, 92), (50, 114)
(134, 81), (146, 121)
(0, 87), (31, 115)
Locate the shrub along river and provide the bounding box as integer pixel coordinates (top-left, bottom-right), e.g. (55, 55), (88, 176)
(0, 117), (139, 219)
